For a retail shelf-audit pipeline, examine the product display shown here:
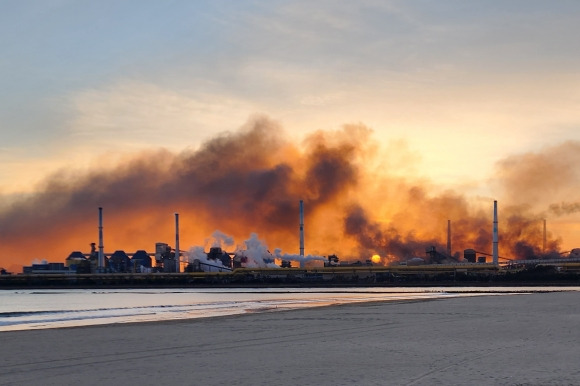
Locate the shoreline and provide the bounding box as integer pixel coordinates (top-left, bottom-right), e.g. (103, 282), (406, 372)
(3, 280), (580, 290)
(0, 288), (495, 333)
(2, 286), (579, 332)
(2, 292), (580, 385)
(1, 295), (443, 333)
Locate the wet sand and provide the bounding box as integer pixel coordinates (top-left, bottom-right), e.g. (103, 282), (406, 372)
(1, 292), (580, 386)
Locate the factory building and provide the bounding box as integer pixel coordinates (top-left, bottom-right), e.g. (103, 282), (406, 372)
(131, 250), (152, 272)
(22, 262), (71, 274)
(464, 249), (476, 263)
(65, 251), (86, 269)
(20, 199), (580, 278)
(186, 247), (234, 272)
(109, 250), (130, 273)
(39, 248), (155, 274)
(155, 242), (178, 272)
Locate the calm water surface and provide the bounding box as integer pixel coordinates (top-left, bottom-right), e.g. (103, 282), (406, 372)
(1, 287), (578, 331)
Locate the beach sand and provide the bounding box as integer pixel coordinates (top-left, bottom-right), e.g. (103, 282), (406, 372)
(1, 292), (580, 386)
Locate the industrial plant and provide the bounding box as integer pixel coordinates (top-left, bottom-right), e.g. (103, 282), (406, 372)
(3, 200), (580, 287)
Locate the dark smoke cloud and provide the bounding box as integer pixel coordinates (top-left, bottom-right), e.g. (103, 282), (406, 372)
(549, 202), (580, 217)
(494, 141), (580, 206)
(0, 116), (367, 270)
(344, 204), (443, 261)
(0, 118), (576, 271)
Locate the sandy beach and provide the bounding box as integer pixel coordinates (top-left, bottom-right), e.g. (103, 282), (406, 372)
(1, 291), (580, 386)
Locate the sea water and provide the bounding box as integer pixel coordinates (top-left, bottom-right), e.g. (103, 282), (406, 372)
(1, 287), (578, 331)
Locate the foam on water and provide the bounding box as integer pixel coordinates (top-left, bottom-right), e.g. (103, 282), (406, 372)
(1, 287), (578, 331)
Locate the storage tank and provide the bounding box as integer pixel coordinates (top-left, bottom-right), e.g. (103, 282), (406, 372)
(109, 250), (130, 272)
(131, 250), (152, 272)
(464, 249), (476, 263)
(66, 251), (87, 268)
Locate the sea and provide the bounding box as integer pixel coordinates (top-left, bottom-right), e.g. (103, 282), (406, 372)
(2, 286), (579, 332)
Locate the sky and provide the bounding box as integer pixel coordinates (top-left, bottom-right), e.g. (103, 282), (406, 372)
(1, 1), (580, 271)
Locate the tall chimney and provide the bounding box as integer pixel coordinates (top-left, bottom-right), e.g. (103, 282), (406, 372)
(175, 212), (180, 273)
(493, 200), (499, 265)
(98, 207), (104, 271)
(299, 200), (304, 257)
(447, 219), (451, 257)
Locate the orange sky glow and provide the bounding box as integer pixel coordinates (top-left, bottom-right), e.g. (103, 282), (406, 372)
(1, 118), (579, 272)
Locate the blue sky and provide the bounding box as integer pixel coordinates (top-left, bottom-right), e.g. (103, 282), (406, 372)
(1, 0), (579, 195)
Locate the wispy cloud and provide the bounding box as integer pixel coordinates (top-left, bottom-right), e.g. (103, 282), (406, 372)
(66, 81), (259, 150)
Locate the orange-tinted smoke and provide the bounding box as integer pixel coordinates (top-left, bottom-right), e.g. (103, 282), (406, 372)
(0, 117), (576, 272)
(0, 117), (367, 271)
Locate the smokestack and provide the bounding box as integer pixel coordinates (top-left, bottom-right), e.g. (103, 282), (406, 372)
(447, 220), (451, 257)
(175, 212), (180, 273)
(98, 207), (104, 271)
(299, 200), (304, 257)
(543, 219), (547, 254)
(492, 200), (499, 265)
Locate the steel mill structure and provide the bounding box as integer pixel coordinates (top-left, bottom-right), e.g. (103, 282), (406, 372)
(4, 200), (580, 286)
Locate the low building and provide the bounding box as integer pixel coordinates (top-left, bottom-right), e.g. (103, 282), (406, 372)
(109, 250), (131, 273)
(22, 262), (71, 274)
(131, 250), (152, 272)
